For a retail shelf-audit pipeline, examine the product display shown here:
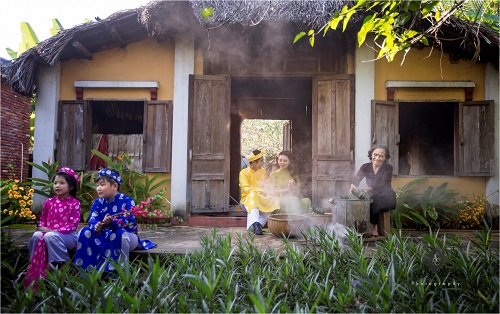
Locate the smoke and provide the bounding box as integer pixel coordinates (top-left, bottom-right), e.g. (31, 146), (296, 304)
(284, 214), (349, 244)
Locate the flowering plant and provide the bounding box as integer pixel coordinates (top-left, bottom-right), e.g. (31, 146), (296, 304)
(1, 179), (36, 226)
(130, 188), (173, 225)
(453, 194), (487, 229)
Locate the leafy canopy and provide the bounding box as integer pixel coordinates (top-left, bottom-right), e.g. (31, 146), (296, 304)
(294, 0), (499, 63)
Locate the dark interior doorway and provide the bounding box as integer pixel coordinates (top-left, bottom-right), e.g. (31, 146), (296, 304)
(229, 77), (312, 206)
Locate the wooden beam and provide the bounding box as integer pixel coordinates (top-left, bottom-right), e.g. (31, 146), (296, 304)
(110, 27), (126, 48)
(72, 41), (92, 60)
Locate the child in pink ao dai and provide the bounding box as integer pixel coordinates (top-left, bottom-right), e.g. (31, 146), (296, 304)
(23, 167), (81, 290)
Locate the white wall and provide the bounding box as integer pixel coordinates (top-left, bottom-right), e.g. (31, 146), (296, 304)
(485, 63), (499, 205)
(354, 44), (375, 176)
(31, 64), (60, 210)
(171, 34), (194, 216)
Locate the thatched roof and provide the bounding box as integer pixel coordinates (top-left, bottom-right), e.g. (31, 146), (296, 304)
(1, 58), (12, 80)
(4, 0), (499, 96)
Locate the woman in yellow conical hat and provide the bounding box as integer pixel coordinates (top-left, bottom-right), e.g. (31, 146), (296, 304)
(239, 149), (279, 235)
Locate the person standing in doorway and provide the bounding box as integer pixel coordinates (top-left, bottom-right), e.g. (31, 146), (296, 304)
(239, 150), (280, 235)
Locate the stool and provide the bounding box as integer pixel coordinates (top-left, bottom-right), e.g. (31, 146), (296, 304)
(377, 211), (391, 236)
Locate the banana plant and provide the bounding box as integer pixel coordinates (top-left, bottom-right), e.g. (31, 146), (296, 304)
(5, 19), (64, 60)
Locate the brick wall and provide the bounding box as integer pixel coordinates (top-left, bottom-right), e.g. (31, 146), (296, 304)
(1, 78), (31, 182)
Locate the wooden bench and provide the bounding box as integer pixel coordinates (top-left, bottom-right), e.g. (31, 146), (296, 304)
(377, 211), (391, 236)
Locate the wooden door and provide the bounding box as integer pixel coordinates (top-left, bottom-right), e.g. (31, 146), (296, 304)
(188, 75), (231, 213)
(283, 121), (291, 151)
(312, 75), (354, 210)
(371, 100), (399, 175)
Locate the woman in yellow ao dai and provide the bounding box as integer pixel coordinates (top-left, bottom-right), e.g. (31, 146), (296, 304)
(269, 151), (311, 213)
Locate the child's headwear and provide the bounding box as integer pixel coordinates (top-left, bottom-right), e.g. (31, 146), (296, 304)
(98, 168), (123, 186)
(247, 151), (264, 162)
(57, 167), (79, 184)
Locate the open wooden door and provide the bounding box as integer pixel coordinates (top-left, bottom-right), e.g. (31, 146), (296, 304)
(312, 75), (354, 210)
(371, 100), (399, 175)
(188, 75), (231, 213)
(457, 100), (494, 176)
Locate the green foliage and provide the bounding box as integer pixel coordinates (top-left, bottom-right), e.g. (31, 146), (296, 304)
(1, 231), (30, 304)
(77, 172), (98, 221)
(241, 119), (288, 164)
(455, 0), (500, 31)
(297, 0), (498, 63)
(5, 22), (39, 59)
(2, 226), (498, 312)
(201, 7), (214, 18)
(1, 164), (36, 226)
(27, 159), (61, 199)
(6, 19), (64, 60)
(27, 151), (171, 222)
(49, 19), (64, 36)
(90, 150), (171, 220)
(27, 159), (96, 220)
(392, 178), (459, 230)
(312, 207), (325, 215)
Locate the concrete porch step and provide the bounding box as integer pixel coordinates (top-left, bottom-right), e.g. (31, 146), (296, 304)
(186, 214), (247, 227)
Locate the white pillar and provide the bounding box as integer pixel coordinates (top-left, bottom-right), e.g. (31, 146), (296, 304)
(354, 44), (375, 171)
(32, 63), (61, 210)
(171, 34), (194, 216)
(485, 63), (499, 206)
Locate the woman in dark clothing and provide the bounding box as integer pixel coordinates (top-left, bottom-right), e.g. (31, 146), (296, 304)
(350, 144), (397, 237)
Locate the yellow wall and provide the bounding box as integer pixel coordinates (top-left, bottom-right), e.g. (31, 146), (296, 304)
(60, 38), (175, 100)
(392, 177), (485, 202)
(145, 172), (172, 207)
(374, 47), (488, 200)
(374, 48), (485, 101)
(59, 38), (175, 206)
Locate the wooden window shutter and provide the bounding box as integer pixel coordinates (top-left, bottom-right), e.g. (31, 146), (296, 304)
(143, 101), (173, 172)
(56, 100), (90, 171)
(457, 100), (494, 176)
(371, 100), (399, 175)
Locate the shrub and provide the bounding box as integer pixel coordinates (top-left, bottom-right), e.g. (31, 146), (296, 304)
(1, 179), (36, 226)
(90, 150), (172, 222)
(392, 178), (458, 230)
(1, 231), (30, 306)
(27, 151), (171, 222)
(453, 194), (487, 229)
(3, 226), (498, 313)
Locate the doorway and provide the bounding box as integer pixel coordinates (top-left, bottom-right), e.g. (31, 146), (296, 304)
(229, 77), (312, 207)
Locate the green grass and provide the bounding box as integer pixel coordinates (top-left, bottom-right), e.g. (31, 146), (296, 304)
(1, 226), (498, 313)
(2, 224), (36, 230)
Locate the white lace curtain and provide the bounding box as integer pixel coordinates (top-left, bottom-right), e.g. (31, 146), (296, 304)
(92, 134), (143, 172)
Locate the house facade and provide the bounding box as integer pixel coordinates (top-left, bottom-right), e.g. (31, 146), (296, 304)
(6, 1), (499, 224)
